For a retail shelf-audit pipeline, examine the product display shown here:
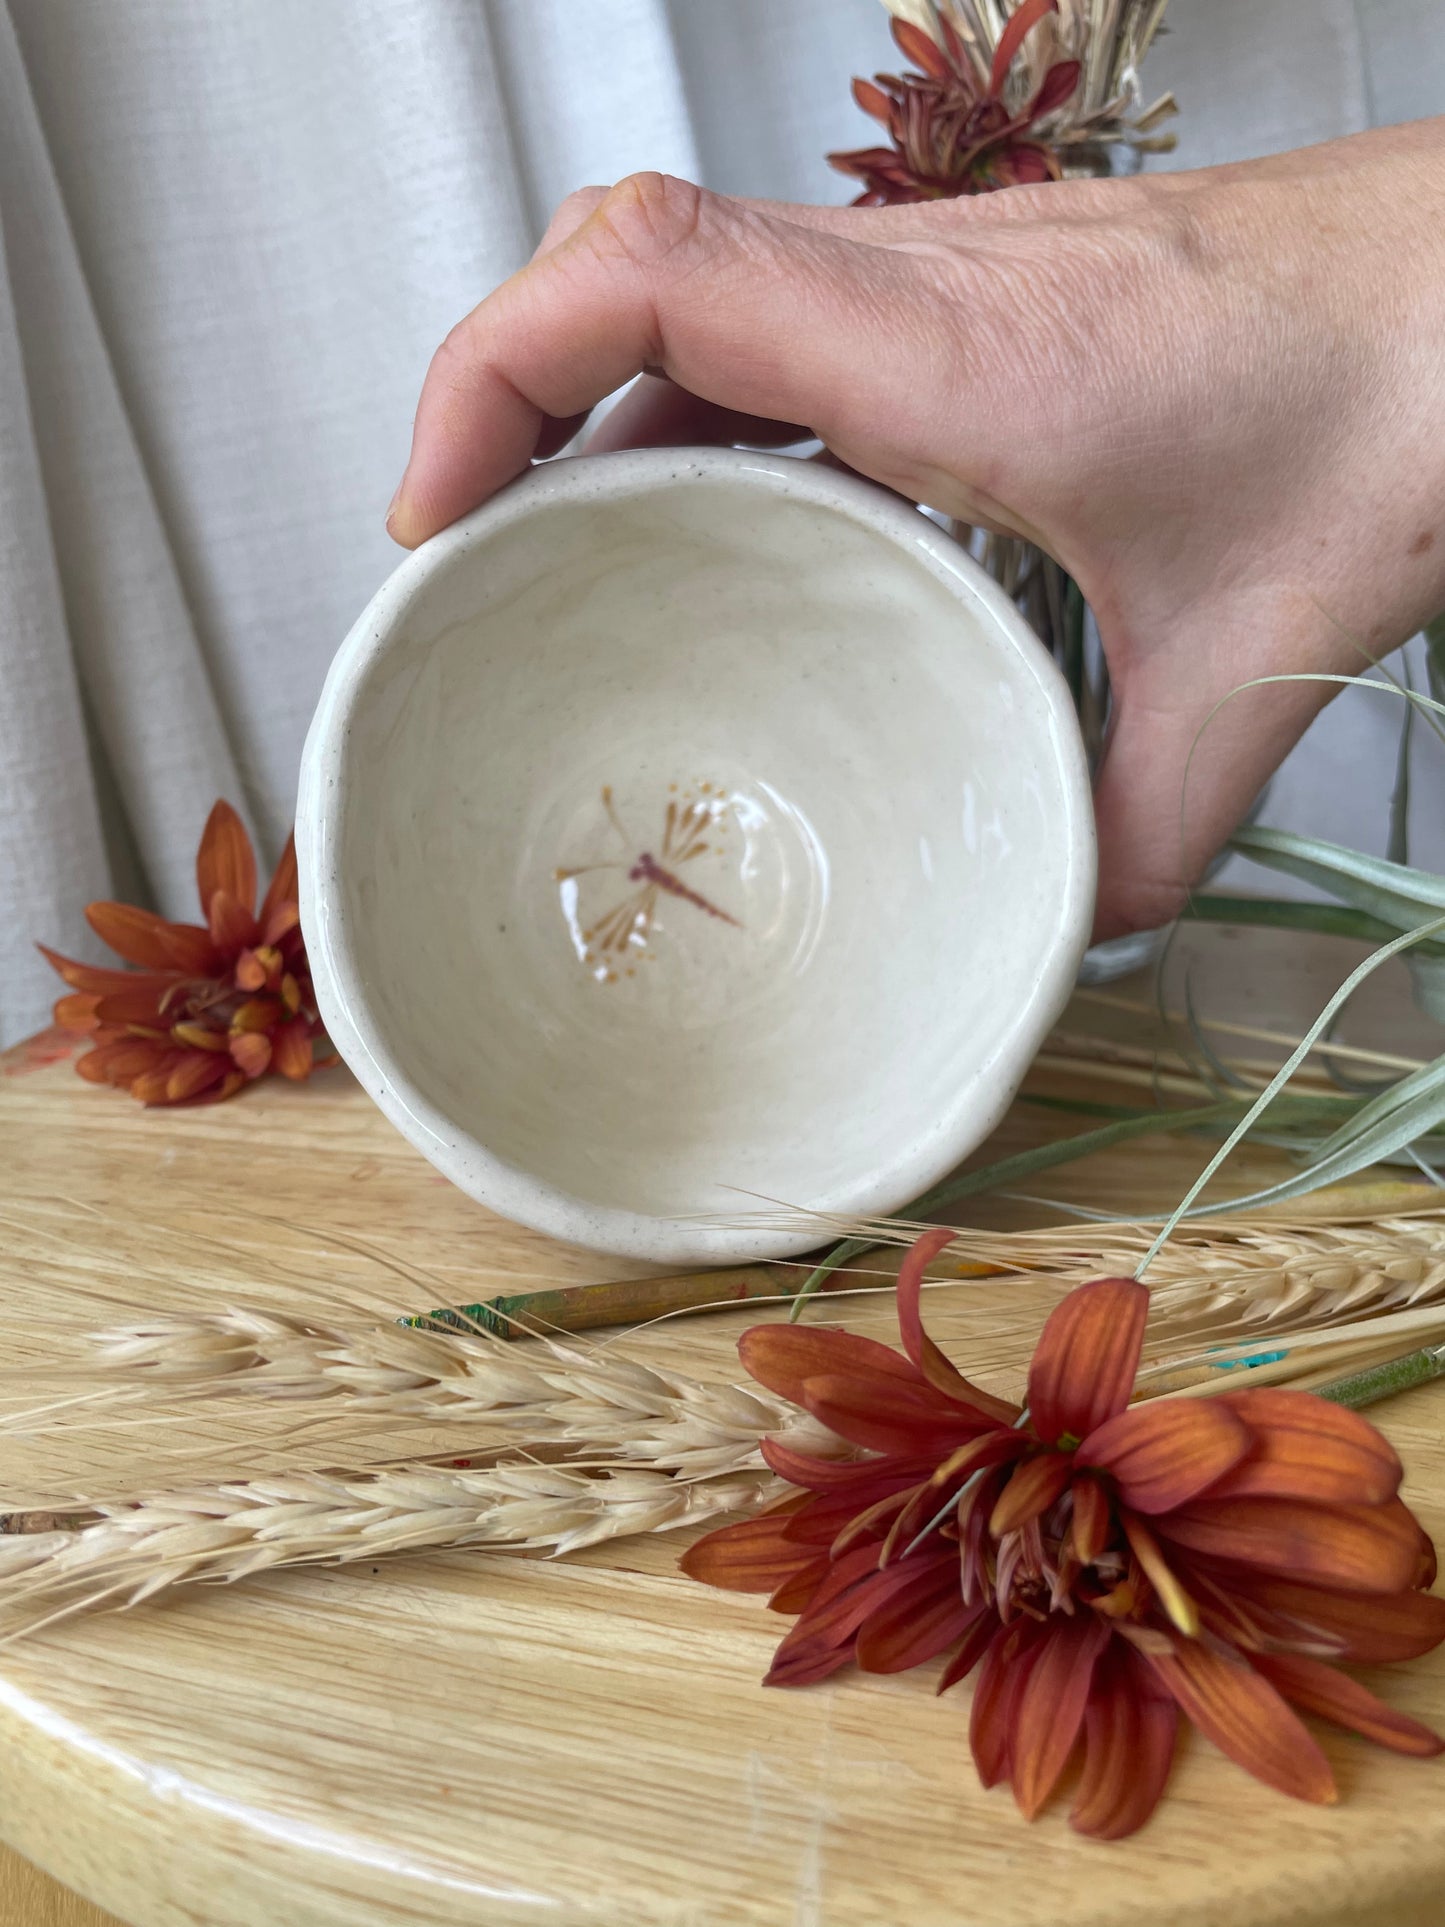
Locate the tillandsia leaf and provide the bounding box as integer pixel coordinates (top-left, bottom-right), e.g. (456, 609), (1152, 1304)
(1188, 1069), (1445, 1220)
(1387, 655), (1415, 868)
(1182, 894), (1443, 951)
(1425, 612), (1445, 712)
(1311, 1053), (1445, 1163)
(1408, 955), (1445, 1027)
(1230, 826), (1445, 931)
(1183, 972), (1253, 1096)
(1137, 916), (1445, 1267)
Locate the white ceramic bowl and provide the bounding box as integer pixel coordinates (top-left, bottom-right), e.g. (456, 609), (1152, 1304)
(298, 450), (1095, 1264)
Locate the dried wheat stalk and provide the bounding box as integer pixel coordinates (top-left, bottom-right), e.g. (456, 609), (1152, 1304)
(1140, 1220), (1445, 1334)
(8, 1307), (838, 1478)
(0, 1462), (782, 1631)
(739, 1207), (1445, 1340)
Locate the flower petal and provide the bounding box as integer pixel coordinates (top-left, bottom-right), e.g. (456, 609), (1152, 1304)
(1010, 1612), (1110, 1819)
(230, 997), (277, 1035)
(1071, 1475), (1112, 1565)
(759, 1438), (935, 1500)
(53, 992), (100, 1032)
(763, 1642), (857, 1688)
(92, 984), (172, 1029)
(969, 1619), (1042, 1790)
(1070, 1643), (1177, 1840)
(1250, 1651), (1444, 1758)
(801, 1373), (996, 1455)
(1121, 1513), (1199, 1638)
(1207, 1388), (1402, 1506)
(896, 1228), (1019, 1423)
(87, 902), (217, 975)
(852, 77), (894, 127)
(272, 1018), (315, 1081)
(1209, 1573), (1445, 1664)
(938, 1606), (1002, 1695)
(679, 1505), (814, 1593)
(1146, 1638), (1336, 1805)
(36, 945), (175, 997)
(235, 949), (268, 992)
(230, 1031), (272, 1079)
(260, 831), (298, 934)
(780, 1477), (925, 1546)
(1156, 1495), (1424, 1595)
(76, 1037), (167, 1087)
(892, 16), (952, 81)
(171, 1021), (230, 1053)
(987, 0), (1058, 97)
(196, 800), (258, 921)
(882, 1432), (1027, 1562)
(130, 1050), (190, 1105)
(758, 1440), (872, 1492)
(767, 1553), (830, 1615)
(988, 1451), (1073, 1538)
(856, 1568), (980, 1675)
(1027, 1277), (1148, 1447)
(207, 887), (260, 954)
(738, 1324), (921, 1407)
(1025, 58), (1081, 122)
(165, 1051), (231, 1104)
(262, 897), (301, 946)
(760, 1550), (931, 1685)
(1077, 1397), (1250, 1513)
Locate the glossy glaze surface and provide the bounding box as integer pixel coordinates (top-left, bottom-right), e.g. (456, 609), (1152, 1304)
(299, 451), (1094, 1260)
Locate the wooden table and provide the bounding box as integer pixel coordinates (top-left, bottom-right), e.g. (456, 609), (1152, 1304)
(3, 927), (1444, 1927)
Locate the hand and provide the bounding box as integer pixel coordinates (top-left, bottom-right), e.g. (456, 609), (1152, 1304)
(386, 122), (1445, 938)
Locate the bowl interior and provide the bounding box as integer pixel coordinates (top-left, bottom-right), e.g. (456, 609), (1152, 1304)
(325, 464), (1089, 1248)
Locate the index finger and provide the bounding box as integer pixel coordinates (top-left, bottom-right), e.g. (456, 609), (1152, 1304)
(385, 173), (948, 548)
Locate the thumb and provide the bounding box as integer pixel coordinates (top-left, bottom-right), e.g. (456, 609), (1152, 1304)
(1090, 615), (1342, 940)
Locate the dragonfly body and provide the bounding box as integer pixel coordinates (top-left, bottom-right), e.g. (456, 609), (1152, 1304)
(629, 852), (741, 927)
(557, 785), (743, 975)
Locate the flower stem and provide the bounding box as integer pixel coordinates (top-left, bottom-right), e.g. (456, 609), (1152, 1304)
(1313, 1345), (1445, 1411)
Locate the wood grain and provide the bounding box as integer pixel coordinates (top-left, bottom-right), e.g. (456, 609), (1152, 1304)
(2, 926), (1443, 1927)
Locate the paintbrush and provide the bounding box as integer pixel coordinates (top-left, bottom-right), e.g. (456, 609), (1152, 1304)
(399, 1250), (1000, 1340)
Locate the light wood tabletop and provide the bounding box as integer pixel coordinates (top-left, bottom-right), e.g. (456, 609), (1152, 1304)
(2, 925), (1444, 1927)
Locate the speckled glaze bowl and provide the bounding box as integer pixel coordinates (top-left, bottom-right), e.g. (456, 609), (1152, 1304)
(297, 450), (1095, 1263)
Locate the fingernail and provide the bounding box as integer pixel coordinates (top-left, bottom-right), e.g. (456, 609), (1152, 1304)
(385, 478), (406, 535)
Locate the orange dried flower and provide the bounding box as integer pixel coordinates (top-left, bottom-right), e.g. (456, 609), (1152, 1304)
(683, 1228), (1445, 1838)
(829, 0), (1080, 204)
(40, 801), (331, 1106)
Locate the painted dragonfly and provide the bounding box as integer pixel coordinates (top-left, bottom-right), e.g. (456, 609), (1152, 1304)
(555, 784), (742, 978)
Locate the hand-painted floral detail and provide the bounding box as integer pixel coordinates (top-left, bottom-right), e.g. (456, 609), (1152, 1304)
(555, 785), (741, 984)
(683, 1227), (1445, 1837)
(40, 802), (332, 1105)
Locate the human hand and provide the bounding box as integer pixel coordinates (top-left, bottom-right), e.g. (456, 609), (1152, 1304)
(386, 122), (1445, 938)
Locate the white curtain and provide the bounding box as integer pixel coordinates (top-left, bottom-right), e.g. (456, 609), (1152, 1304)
(1, 0), (1442, 1043)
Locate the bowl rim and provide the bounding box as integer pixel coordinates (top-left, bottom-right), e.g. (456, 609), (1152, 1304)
(297, 447), (1096, 1263)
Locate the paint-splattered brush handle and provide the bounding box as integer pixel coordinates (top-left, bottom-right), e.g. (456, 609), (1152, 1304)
(399, 1253), (998, 1340)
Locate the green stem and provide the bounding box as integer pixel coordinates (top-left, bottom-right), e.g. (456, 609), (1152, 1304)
(1183, 893), (1410, 945)
(1314, 1346), (1445, 1411)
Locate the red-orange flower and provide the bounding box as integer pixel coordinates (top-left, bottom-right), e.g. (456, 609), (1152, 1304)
(829, 0), (1081, 204)
(683, 1227), (1445, 1838)
(40, 801), (331, 1106)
